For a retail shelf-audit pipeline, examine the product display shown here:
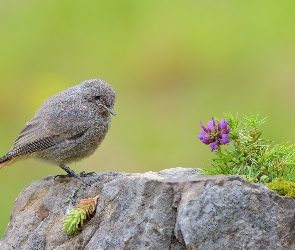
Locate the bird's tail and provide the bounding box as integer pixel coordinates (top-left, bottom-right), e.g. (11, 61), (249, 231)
(0, 154), (13, 169)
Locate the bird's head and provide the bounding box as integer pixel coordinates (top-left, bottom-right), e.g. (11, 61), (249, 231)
(80, 79), (116, 116)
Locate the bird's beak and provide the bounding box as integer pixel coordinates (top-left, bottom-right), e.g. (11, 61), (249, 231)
(98, 103), (116, 116)
(105, 106), (116, 116)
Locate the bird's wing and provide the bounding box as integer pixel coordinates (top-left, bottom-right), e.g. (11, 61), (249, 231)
(11, 103), (92, 156)
(10, 117), (61, 156)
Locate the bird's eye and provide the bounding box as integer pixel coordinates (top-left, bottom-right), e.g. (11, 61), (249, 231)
(94, 94), (101, 101)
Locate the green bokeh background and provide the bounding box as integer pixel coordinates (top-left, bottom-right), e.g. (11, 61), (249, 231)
(1, 1), (295, 237)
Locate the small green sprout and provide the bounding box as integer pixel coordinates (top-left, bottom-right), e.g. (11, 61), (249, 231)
(63, 195), (99, 234)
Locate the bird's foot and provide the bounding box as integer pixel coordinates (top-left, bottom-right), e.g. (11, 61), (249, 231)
(58, 164), (91, 186)
(78, 171), (97, 177)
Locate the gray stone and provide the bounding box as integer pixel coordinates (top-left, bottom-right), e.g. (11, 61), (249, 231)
(1, 168), (295, 250)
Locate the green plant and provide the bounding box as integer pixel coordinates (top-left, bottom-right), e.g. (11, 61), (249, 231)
(267, 180), (295, 199)
(197, 113), (295, 197)
(63, 195), (99, 234)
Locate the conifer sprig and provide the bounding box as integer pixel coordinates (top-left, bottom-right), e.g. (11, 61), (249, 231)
(63, 195), (99, 234)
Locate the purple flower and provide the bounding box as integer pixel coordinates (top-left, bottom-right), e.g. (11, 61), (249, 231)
(198, 117), (231, 151)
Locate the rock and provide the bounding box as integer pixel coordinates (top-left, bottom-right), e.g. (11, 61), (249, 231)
(1, 167), (295, 250)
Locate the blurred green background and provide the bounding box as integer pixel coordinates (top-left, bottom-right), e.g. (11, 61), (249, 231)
(1, 0), (295, 237)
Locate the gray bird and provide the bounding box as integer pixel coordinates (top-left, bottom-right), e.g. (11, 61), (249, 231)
(0, 79), (116, 185)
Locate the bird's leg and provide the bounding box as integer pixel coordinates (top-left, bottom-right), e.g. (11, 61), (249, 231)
(58, 164), (90, 186)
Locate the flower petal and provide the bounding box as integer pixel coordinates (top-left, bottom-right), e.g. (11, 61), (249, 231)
(198, 134), (211, 144)
(212, 117), (216, 127)
(220, 134), (231, 145)
(200, 121), (208, 133)
(224, 126), (231, 134)
(207, 117), (216, 131)
(207, 121), (214, 131)
(210, 141), (218, 151)
(218, 119), (228, 131)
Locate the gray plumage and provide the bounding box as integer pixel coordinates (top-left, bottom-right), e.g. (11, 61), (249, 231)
(0, 79), (116, 185)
